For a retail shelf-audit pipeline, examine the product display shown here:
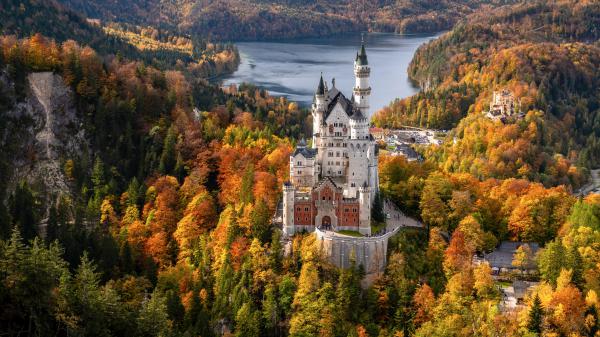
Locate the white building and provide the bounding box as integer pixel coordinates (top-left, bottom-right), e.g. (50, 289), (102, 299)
(283, 42), (379, 236)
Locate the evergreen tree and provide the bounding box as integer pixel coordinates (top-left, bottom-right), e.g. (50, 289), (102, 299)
(568, 245), (585, 289)
(0, 201), (10, 240)
(336, 259), (362, 323)
(213, 253), (235, 321)
(235, 302), (261, 337)
(269, 230), (283, 272)
(165, 289), (185, 329)
(250, 199), (271, 243)
(126, 177), (141, 207)
(371, 191), (385, 224)
(240, 165), (255, 205)
(537, 239), (568, 286)
(159, 125), (177, 175)
(262, 284), (279, 335)
(527, 295), (544, 334)
(46, 204), (59, 243)
(9, 181), (39, 241)
(137, 291), (171, 337)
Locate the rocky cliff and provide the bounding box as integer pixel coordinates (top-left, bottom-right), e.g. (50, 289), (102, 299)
(1, 71), (87, 226)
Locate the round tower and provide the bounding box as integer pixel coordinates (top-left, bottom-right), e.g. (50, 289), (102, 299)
(353, 38), (371, 120)
(282, 182), (296, 236)
(312, 74), (326, 148)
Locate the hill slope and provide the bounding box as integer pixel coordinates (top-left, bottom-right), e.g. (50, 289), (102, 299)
(374, 0), (600, 184)
(57, 0), (519, 40)
(0, 0), (239, 76)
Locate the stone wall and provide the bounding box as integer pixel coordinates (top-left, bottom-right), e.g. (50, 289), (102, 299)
(315, 227), (397, 274)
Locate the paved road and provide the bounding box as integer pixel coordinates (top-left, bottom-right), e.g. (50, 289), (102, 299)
(577, 169), (600, 196)
(383, 199), (423, 231)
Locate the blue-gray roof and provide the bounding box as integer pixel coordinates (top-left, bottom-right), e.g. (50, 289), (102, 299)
(293, 147), (317, 158)
(356, 43), (368, 66)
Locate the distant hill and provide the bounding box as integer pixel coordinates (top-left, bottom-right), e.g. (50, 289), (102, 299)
(374, 0), (600, 183)
(56, 0), (519, 41)
(0, 0), (239, 76)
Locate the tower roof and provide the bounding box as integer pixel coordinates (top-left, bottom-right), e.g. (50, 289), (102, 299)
(355, 39), (368, 66)
(316, 73), (325, 95)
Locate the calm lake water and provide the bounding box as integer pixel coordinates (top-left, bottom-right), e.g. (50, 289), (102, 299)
(220, 33), (437, 112)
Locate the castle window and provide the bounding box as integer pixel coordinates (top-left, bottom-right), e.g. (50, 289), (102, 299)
(336, 152), (340, 157)
(298, 170), (301, 174)
(305, 207), (309, 211)
(338, 171), (342, 175)
(297, 161), (302, 165)
(328, 152), (333, 157)
(351, 182), (355, 187)
(297, 208), (301, 212)
(322, 196), (325, 200)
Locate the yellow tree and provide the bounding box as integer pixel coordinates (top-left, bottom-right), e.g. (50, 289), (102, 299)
(174, 191), (216, 261)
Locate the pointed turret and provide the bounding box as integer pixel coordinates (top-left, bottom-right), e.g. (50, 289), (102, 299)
(312, 73), (326, 149)
(353, 35), (371, 119)
(316, 73), (325, 95)
(356, 42), (368, 66)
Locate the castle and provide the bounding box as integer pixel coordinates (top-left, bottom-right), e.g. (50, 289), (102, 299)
(485, 89), (522, 121)
(282, 42), (379, 236)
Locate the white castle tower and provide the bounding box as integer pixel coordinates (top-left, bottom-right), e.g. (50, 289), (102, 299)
(353, 37), (371, 120)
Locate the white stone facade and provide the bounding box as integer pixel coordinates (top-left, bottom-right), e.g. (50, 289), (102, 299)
(283, 43), (379, 236)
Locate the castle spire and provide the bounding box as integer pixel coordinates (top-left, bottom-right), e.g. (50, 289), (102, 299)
(316, 73), (325, 95)
(356, 34), (368, 66)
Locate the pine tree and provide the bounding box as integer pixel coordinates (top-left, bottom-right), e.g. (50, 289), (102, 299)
(568, 246), (584, 289)
(235, 302), (261, 337)
(240, 165), (255, 205)
(165, 289), (185, 328)
(159, 125), (177, 175)
(126, 177), (141, 207)
(262, 284), (279, 335)
(269, 230), (283, 272)
(371, 191), (385, 224)
(137, 291), (171, 337)
(527, 295), (544, 334)
(46, 204), (58, 243)
(250, 199), (271, 243)
(214, 253), (235, 320)
(9, 181), (39, 241)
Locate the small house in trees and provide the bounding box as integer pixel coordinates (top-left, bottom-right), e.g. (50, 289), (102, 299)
(480, 241), (539, 276)
(485, 89), (523, 122)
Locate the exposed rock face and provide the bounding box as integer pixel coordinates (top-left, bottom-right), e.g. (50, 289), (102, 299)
(2, 71), (87, 223)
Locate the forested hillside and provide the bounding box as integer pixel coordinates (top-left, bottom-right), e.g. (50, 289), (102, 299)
(0, 0), (239, 77)
(2, 1), (600, 337)
(2, 31), (600, 337)
(57, 0), (518, 41)
(374, 0), (600, 181)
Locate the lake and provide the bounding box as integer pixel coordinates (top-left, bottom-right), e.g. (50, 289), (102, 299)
(220, 33), (438, 112)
